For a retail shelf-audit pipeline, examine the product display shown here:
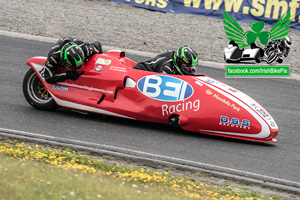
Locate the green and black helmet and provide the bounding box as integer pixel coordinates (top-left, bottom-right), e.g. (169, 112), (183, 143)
(60, 42), (84, 71)
(174, 46), (198, 75)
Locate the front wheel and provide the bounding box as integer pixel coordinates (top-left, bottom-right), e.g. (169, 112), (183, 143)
(266, 51), (279, 64)
(23, 68), (59, 110)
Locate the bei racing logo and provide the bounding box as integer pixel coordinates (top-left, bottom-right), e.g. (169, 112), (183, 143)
(137, 75), (194, 102)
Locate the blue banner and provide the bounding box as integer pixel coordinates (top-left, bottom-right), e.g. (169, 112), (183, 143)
(109, 0), (300, 31)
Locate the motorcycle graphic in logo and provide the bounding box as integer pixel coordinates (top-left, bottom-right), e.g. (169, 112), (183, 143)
(223, 11), (292, 64)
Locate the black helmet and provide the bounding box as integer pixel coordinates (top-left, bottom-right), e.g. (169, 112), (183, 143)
(174, 46), (198, 75)
(60, 42), (84, 71)
(284, 36), (292, 47)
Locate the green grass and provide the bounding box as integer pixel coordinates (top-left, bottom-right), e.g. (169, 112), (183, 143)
(0, 154), (191, 200)
(0, 137), (284, 200)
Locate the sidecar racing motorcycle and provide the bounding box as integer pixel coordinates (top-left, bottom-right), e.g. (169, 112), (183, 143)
(224, 41), (264, 63)
(23, 50), (279, 143)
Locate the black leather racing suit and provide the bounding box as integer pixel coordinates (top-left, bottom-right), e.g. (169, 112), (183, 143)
(266, 39), (290, 57)
(262, 39), (290, 64)
(44, 36), (102, 84)
(133, 51), (180, 74)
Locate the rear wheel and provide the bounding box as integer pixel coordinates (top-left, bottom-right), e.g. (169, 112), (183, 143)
(255, 48), (263, 63)
(23, 68), (59, 110)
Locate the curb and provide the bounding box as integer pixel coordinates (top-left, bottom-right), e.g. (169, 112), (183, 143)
(0, 127), (299, 194)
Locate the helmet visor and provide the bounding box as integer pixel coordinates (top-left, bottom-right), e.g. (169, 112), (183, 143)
(66, 64), (83, 71)
(181, 64), (196, 75)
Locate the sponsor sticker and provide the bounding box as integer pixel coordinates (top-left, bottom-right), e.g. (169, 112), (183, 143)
(251, 103), (272, 120)
(228, 88), (238, 93)
(94, 65), (103, 72)
(162, 99), (200, 116)
(96, 58), (111, 65)
(202, 77), (239, 94)
(270, 121), (276, 127)
(194, 81), (203, 87)
(31, 63), (46, 81)
(219, 116), (250, 129)
(254, 106), (271, 120)
(109, 66), (127, 72)
(53, 85), (68, 92)
(137, 75), (193, 102)
(205, 78), (219, 85)
(57, 82), (113, 94)
(206, 90), (240, 112)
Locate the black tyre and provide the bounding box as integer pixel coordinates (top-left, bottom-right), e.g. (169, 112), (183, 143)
(255, 49), (263, 63)
(266, 51), (278, 64)
(277, 58), (283, 63)
(23, 68), (59, 110)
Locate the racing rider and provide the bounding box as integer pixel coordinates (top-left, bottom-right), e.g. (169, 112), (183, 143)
(133, 46), (199, 75)
(263, 36), (292, 63)
(44, 36), (103, 84)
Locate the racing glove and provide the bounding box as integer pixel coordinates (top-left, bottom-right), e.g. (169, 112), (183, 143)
(83, 42), (103, 61)
(66, 71), (84, 81)
(91, 42), (103, 54)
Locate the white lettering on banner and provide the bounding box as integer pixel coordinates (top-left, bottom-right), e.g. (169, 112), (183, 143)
(162, 99), (200, 116)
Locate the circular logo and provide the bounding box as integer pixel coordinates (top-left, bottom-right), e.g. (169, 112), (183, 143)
(137, 75), (193, 102)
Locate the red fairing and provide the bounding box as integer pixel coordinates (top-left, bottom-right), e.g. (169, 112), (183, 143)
(26, 51), (278, 143)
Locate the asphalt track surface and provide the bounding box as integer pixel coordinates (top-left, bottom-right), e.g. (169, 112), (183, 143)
(0, 34), (300, 191)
